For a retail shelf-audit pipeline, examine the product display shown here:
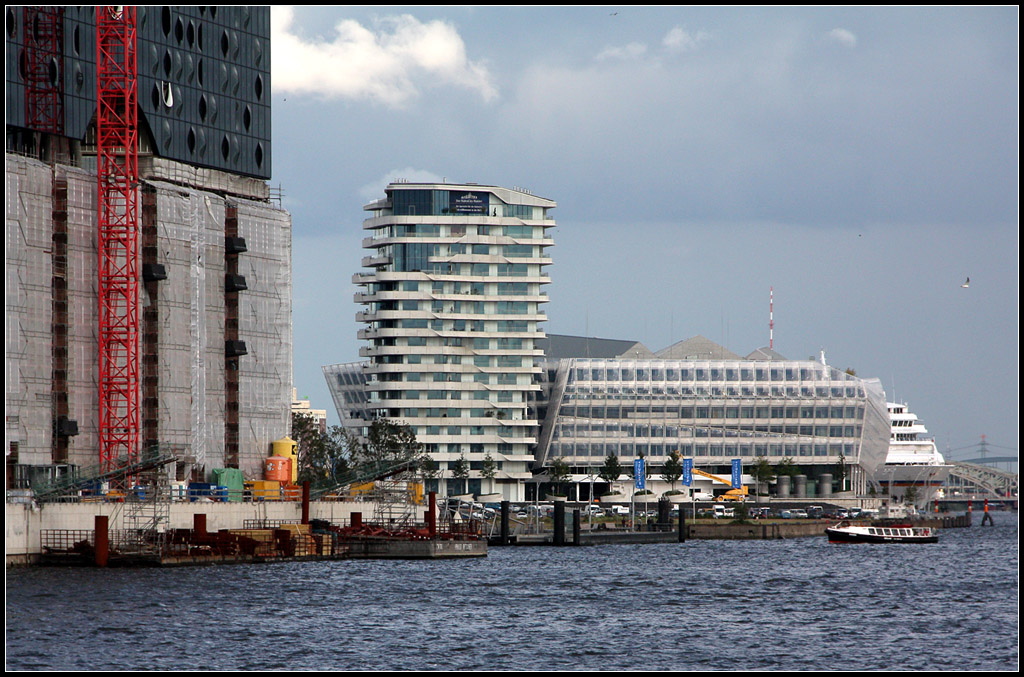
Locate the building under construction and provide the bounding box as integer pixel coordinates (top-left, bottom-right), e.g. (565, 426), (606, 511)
(6, 7), (291, 488)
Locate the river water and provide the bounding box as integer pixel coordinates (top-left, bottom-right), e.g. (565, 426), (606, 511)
(6, 512), (1017, 671)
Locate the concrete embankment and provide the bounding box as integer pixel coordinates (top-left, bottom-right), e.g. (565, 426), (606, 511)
(498, 514), (973, 546)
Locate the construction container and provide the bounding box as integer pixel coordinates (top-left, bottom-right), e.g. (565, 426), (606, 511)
(212, 468), (245, 502)
(248, 480), (281, 501)
(264, 456), (291, 483)
(188, 483), (227, 502)
(170, 481), (188, 501)
(271, 437), (299, 483)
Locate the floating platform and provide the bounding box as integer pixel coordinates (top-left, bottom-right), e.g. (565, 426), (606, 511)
(38, 517), (486, 567)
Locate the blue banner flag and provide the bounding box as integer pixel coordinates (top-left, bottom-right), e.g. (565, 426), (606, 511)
(634, 458), (646, 490)
(682, 458), (693, 486)
(731, 458), (742, 489)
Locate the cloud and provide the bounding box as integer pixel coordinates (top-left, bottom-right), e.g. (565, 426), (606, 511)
(663, 26), (712, 53)
(358, 167), (447, 203)
(595, 42), (648, 62)
(271, 7), (497, 106)
(826, 28), (858, 48)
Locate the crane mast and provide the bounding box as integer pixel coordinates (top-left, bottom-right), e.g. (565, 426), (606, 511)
(96, 6), (140, 471)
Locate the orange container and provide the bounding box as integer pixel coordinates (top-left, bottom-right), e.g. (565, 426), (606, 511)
(264, 456), (291, 483)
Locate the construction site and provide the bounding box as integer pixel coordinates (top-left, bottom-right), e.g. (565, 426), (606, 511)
(4, 6), (476, 565)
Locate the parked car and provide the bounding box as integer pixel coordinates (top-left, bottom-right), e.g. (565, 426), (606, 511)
(611, 505), (630, 516)
(789, 509), (809, 519)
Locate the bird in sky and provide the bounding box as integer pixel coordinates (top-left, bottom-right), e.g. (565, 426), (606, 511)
(961, 277), (970, 288)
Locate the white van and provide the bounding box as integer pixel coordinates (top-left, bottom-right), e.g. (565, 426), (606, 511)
(692, 491), (714, 501)
(712, 504), (735, 519)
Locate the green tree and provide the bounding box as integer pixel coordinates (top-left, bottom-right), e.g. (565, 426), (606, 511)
(451, 454), (470, 495)
(834, 453), (848, 492)
(291, 413), (351, 491)
(599, 454), (623, 488)
(662, 450), (684, 492)
(548, 457), (571, 497)
(345, 419), (422, 468)
(480, 452), (498, 491)
(751, 457), (775, 497)
(775, 457), (799, 478)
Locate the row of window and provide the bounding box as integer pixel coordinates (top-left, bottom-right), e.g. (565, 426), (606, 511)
(558, 404), (865, 419)
(394, 318), (540, 331)
(379, 222), (543, 239)
(547, 441), (858, 459)
(553, 423), (862, 439)
(568, 364), (851, 384)
(563, 385), (865, 399)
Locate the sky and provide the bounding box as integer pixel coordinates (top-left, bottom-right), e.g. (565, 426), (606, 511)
(271, 7), (1019, 466)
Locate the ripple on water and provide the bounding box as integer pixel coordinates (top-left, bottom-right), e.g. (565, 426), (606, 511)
(5, 513), (1019, 670)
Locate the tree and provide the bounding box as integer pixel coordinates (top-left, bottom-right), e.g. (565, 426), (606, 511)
(480, 452), (498, 492)
(451, 454), (470, 495)
(751, 457), (775, 497)
(662, 450), (684, 492)
(598, 454), (623, 491)
(548, 457), (571, 497)
(775, 457), (799, 478)
(834, 453), (848, 492)
(291, 412), (351, 491)
(346, 419), (422, 468)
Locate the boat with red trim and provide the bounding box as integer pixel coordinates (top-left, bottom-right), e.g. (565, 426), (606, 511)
(825, 521), (938, 544)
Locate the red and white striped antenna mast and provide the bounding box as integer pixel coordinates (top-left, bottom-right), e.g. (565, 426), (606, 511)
(769, 286), (774, 350)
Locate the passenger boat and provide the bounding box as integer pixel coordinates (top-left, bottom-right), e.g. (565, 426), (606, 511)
(873, 402), (953, 504)
(825, 521), (938, 544)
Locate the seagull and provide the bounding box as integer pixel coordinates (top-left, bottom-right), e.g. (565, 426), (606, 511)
(961, 277), (970, 288)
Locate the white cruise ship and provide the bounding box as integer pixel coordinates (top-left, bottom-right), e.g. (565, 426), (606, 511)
(874, 402), (953, 505)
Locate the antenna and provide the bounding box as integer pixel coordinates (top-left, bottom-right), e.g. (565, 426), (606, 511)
(769, 286), (774, 350)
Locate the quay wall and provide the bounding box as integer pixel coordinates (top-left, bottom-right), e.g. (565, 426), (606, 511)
(5, 500), (384, 565)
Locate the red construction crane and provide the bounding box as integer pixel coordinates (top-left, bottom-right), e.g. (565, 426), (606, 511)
(23, 6), (64, 135)
(95, 6), (140, 472)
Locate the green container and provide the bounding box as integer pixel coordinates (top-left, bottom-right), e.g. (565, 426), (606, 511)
(212, 468), (245, 502)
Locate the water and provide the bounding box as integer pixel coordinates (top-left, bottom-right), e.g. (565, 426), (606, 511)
(6, 512), (1018, 671)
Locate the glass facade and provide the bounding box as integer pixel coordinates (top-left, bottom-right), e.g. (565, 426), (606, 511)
(348, 183), (557, 501)
(533, 356), (891, 485)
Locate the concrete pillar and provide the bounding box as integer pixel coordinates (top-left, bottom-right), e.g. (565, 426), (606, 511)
(777, 475), (791, 498)
(819, 473), (833, 498)
(794, 475), (807, 498)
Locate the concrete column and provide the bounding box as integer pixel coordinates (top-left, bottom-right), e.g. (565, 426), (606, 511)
(794, 475), (807, 498)
(819, 473), (833, 498)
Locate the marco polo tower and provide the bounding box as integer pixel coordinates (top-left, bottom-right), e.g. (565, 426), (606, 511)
(353, 182), (555, 501)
